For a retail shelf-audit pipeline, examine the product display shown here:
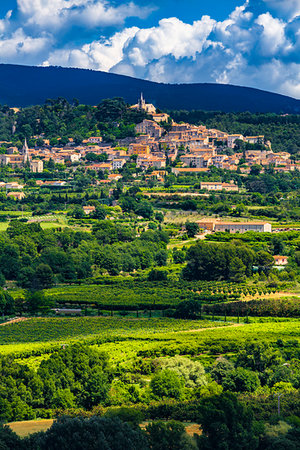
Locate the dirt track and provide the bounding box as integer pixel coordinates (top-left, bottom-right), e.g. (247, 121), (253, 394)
(176, 323), (244, 333)
(0, 317), (28, 326)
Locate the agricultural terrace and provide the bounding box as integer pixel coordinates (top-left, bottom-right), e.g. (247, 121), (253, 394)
(38, 280), (281, 310)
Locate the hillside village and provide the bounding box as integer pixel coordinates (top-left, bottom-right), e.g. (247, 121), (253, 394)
(0, 95), (297, 188)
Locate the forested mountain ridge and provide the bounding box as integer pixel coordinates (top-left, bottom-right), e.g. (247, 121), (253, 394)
(0, 63), (300, 113)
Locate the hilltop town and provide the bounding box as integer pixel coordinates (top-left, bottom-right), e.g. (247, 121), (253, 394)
(0, 95), (297, 188)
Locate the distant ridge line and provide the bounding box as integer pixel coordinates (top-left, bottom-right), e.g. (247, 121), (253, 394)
(0, 63), (299, 113)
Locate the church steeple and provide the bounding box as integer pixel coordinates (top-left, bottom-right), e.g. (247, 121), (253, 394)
(23, 138), (28, 151)
(138, 92), (145, 109)
(22, 138), (30, 164)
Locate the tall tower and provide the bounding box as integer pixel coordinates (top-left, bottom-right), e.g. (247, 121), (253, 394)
(22, 138), (30, 164)
(138, 92), (146, 110)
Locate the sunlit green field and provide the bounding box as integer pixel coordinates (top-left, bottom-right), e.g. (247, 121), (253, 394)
(0, 317), (227, 345)
(0, 317), (299, 370)
(0, 222), (67, 231)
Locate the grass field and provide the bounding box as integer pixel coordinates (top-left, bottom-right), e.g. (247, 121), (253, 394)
(8, 419), (53, 437)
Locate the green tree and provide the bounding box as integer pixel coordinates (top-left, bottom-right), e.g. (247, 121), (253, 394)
(82, 368), (111, 409)
(185, 221), (200, 238)
(183, 242), (253, 281)
(155, 212), (164, 223)
(155, 249), (168, 266)
(29, 416), (149, 450)
(148, 269), (168, 281)
(33, 264), (54, 289)
(0, 272), (5, 288)
(0, 290), (15, 315)
(228, 257), (246, 282)
(18, 266), (35, 288)
(198, 393), (259, 450)
(210, 357), (235, 384)
(51, 388), (76, 409)
(255, 251), (274, 275)
(150, 370), (184, 399)
(0, 425), (23, 450)
(272, 235), (285, 255)
(135, 201), (153, 219)
(236, 342), (283, 374)
(25, 291), (54, 314)
(173, 249), (186, 264)
(223, 367), (260, 392)
(92, 206), (106, 220)
(157, 356), (207, 388)
(71, 206), (85, 219)
(250, 164), (262, 176)
(234, 203), (247, 216)
(50, 137), (58, 147)
(146, 421), (195, 450)
(174, 300), (202, 319)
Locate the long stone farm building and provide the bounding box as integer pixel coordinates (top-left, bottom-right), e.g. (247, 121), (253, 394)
(197, 220), (272, 233)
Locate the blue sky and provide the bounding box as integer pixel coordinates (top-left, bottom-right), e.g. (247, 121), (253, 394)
(0, 1), (299, 98)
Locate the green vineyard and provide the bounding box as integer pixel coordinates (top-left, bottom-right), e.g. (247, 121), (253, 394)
(37, 280), (279, 310)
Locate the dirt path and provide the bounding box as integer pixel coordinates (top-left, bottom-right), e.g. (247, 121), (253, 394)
(175, 323), (244, 333)
(0, 317), (28, 326)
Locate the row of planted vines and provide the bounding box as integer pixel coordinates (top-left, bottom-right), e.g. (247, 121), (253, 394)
(203, 297), (300, 318)
(39, 280), (279, 310)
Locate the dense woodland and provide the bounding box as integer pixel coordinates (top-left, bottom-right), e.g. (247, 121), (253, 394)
(0, 98), (147, 146)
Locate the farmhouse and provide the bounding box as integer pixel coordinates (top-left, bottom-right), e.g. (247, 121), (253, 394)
(197, 220), (272, 233)
(7, 191), (25, 200)
(83, 206), (96, 215)
(200, 182), (239, 192)
(273, 255), (288, 266)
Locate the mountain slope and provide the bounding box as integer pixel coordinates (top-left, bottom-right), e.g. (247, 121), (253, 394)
(0, 64), (299, 113)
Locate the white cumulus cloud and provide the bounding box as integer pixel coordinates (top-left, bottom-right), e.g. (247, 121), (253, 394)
(0, 28), (51, 63)
(43, 27), (139, 71)
(17, 0), (153, 30)
(0, 10), (12, 34)
(262, 0), (300, 21)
